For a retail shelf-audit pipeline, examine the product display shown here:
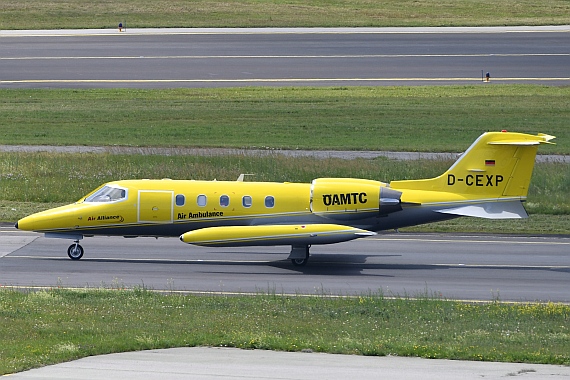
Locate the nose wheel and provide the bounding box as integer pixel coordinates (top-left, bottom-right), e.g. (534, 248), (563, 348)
(67, 241), (84, 260)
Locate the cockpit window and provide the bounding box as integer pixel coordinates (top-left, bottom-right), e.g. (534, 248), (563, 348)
(84, 185), (127, 203)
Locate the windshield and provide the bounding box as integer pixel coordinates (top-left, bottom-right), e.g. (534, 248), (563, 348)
(84, 185), (127, 203)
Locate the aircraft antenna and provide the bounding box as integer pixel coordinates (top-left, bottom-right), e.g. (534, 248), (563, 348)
(237, 174), (255, 182)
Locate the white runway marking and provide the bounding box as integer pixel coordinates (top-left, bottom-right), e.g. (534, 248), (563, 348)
(2, 53), (568, 60)
(2, 77), (569, 85)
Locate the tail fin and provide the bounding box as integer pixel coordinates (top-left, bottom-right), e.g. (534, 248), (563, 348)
(390, 131), (555, 218)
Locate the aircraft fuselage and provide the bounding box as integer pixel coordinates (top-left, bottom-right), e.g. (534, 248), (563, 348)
(15, 132), (555, 265)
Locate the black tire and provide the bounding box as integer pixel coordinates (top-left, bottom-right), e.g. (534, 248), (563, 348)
(291, 258), (308, 267)
(67, 244), (84, 260)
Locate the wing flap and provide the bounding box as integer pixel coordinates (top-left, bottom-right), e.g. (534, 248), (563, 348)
(180, 224), (376, 247)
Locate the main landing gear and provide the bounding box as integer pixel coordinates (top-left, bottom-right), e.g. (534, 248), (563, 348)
(67, 240), (84, 260)
(288, 245), (310, 267)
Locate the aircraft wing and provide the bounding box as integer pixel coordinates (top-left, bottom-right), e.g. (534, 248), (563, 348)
(180, 224), (376, 247)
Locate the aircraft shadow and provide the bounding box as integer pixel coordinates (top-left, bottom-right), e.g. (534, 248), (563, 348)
(35, 253), (566, 277)
(36, 253), (431, 278)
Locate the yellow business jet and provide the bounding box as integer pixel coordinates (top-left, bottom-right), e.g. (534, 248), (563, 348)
(16, 131), (554, 266)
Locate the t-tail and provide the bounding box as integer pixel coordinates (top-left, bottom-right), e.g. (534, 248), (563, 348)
(390, 131), (555, 219)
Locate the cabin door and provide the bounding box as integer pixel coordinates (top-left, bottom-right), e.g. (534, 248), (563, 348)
(138, 190), (174, 223)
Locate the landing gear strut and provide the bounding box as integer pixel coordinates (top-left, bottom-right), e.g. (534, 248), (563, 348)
(67, 240), (84, 260)
(288, 245), (310, 266)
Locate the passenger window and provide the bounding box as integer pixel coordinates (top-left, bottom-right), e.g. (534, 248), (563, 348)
(197, 194), (207, 207)
(175, 194), (185, 207)
(264, 196), (275, 208)
(242, 195), (252, 208)
(220, 195), (230, 207)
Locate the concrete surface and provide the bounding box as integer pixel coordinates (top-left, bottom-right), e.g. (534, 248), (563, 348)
(6, 347), (570, 380)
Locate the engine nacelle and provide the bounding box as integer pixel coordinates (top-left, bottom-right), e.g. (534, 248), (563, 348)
(310, 178), (402, 221)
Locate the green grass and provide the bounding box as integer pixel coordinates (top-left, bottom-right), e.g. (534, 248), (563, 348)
(1, 0), (569, 29)
(1, 86), (569, 154)
(0, 288), (568, 375)
(404, 215), (570, 235)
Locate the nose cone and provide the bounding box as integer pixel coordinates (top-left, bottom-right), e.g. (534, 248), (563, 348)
(15, 204), (83, 232)
(15, 213), (43, 232)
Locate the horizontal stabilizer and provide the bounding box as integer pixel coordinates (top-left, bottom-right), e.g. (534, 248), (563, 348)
(435, 201), (529, 219)
(180, 224), (376, 247)
(488, 133), (556, 146)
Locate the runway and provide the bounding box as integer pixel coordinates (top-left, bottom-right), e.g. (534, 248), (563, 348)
(2, 226), (569, 302)
(1, 26), (568, 88)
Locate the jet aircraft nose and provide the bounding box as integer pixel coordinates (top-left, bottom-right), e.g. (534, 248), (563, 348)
(15, 215), (34, 231)
(15, 205), (79, 232)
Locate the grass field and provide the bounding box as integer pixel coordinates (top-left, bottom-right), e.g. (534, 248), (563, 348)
(1, 0), (569, 29)
(1, 86), (568, 154)
(1, 288), (569, 375)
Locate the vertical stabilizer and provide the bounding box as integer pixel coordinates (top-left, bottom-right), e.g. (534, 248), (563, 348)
(390, 131), (555, 218)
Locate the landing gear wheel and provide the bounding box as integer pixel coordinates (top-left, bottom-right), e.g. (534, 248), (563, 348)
(67, 243), (84, 260)
(289, 245), (310, 267)
(291, 257), (308, 267)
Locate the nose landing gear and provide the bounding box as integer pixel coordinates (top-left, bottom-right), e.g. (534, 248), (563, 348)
(67, 241), (84, 260)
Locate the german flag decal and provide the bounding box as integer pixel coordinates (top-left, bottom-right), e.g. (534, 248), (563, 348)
(485, 160), (496, 166)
